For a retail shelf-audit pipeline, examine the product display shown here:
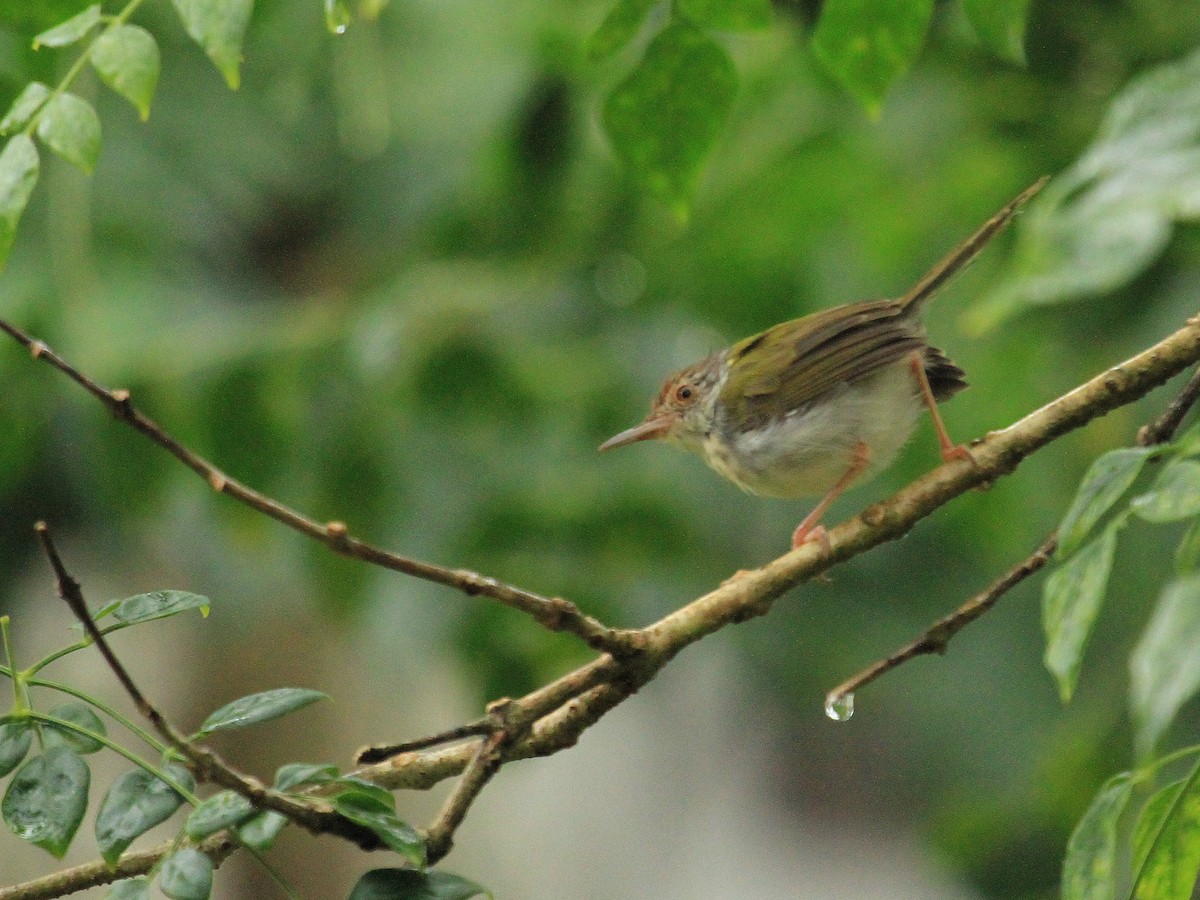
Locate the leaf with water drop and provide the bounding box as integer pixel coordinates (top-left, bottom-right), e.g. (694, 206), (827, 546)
(159, 847), (213, 900)
(1056, 446), (1154, 559)
(2, 747), (90, 858)
(1129, 575), (1200, 757)
(96, 765), (194, 866)
(1061, 772), (1132, 900)
(43, 702), (105, 754)
(1131, 769), (1200, 900)
(824, 692), (854, 722)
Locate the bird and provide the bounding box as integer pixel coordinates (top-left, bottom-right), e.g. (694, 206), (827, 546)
(599, 179), (1046, 549)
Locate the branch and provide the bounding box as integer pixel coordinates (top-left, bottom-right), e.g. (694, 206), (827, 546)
(0, 319), (630, 657)
(7, 313), (1200, 900)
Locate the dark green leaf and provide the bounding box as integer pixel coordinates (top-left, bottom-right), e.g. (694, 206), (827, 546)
(675, 0), (771, 32)
(1132, 459), (1200, 523)
(35, 92), (101, 174)
(236, 810), (287, 850)
(168, 0), (253, 89)
(1056, 447), (1155, 558)
(1043, 524), (1119, 702)
(198, 687), (327, 734)
(43, 703), (106, 755)
(274, 762), (339, 792)
(91, 25), (160, 121)
(602, 20), (737, 215)
(184, 790), (255, 840)
(332, 776), (396, 811)
(1130, 575), (1200, 757)
(1, 83), (52, 134)
(0, 720), (33, 777)
(811, 0), (933, 114)
(961, 0), (1030, 64)
(1131, 771), (1200, 900)
(333, 792), (425, 867)
(159, 847), (213, 900)
(106, 878), (151, 900)
(586, 0), (657, 62)
(113, 590), (210, 625)
(1061, 773), (1133, 900)
(0, 134), (40, 267)
(349, 868), (491, 900)
(2, 747), (89, 858)
(96, 765), (194, 866)
(33, 4), (100, 48)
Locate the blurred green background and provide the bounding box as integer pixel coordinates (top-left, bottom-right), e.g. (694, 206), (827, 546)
(2, 0), (1200, 897)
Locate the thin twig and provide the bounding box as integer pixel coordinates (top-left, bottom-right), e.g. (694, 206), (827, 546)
(0, 319), (631, 657)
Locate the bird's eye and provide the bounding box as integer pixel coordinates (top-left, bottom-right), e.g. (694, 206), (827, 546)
(675, 385), (693, 402)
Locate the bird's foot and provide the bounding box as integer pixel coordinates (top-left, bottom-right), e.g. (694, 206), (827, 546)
(791, 523), (830, 552)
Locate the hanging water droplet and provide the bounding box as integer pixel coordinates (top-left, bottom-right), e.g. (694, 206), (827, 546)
(824, 691), (854, 721)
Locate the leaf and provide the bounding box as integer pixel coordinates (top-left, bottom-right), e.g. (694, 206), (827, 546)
(33, 4), (101, 48)
(113, 590), (210, 625)
(961, 0), (1030, 64)
(184, 790), (255, 840)
(1042, 524), (1119, 702)
(1129, 575), (1200, 757)
(35, 92), (101, 175)
(349, 869), (491, 900)
(236, 810), (287, 850)
(2, 747), (90, 858)
(324, 0), (352, 34)
(332, 776), (396, 811)
(1175, 519), (1200, 574)
(601, 20), (737, 215)
(1, 83), (52, 134)
(43, 702), (106, 754)
(274, 761), (339, 792)
(168, 0), (253, 89)
(811, 0), (933, 115)
(106, 878), (151, 900)
(586, 0), (658, 62)
(96, 765), (194, 866)
(1061, 773), (1133, 900)
(159, 847), (214, 900)
(333, 792), (425, 867)
(675, 0), (771, 32)
(0, 134), (40, 267)
(1055, 447), (1155, 559)
(1131, 459), (1200, 523)
(1131, 771), (1200, 900)
(91, 25), (160, 121)
(198, 687), (327, 735)
(0, 720), (33, 778)
(971, 48), (1200, 329)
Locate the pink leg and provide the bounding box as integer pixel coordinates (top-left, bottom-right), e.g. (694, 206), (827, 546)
(909, 354), (971, 463)
(792, 441), (871, 549)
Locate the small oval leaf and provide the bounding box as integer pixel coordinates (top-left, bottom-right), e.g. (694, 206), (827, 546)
(333, 792), (425, 867)
(35, 92), (101, 174)
(199, 687), (327, 735)
(44, 702), (106, 754)
(0, 134), (40, 267)
(1132, 459), (1200, 523)
(159, 847), (214, 900)
(184, 789), (255, 840)
(2, 747), (90, 858)
(168, 0), (253, 90)
(1, 83), (52, 134)
(1129, 575), (1200, 758)
(274, 762), (339, 792)
(113, 590), (210, 625)
(349, 868), (491, 900)
(106, 877), (151, 899)
(236, 810), (287, 851)
(33, 4), (101, 48)
(91, 25), (161, 121)
(1062, 773), (1133, 900)
(0, 720), (33, 778)
(96, 764), (194, 866)
(1056, 447), (1154, 558)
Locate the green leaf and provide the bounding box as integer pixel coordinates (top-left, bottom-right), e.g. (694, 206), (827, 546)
(96, 765), (194, 866)
(91, 25), (160, 121)
(33, 4), (101, 48)
(1, 83), (52, 134)
(1056, 447), (1155, 559)
(601, 20), (737, 215)
(35, 92), (101, 175)
(1129, 575), (1200, 757)
(159, 847), (213, 900)
(961, 0), (1030, 64)
(1043, 524), (1119, 702)
(332, 776), (396, 811)
(675, 0), (771, 32)
(43, 702), (106, 754)
(2, 747), (89, 858)
(0, 720), (33, 778)
(106, 878), (151, 900)
(1061, 773), (1133, 900)
(198, 687), (327, 735)
(236, 810), (287, 850)
(1173, 422), (1200, 458)
(811, 0), (933, 114)
(274, 761), (339, 792)
(113, 590), (210, 625)
(972, 48), (1200, 329)
(1175, 519), (1200, 574)
(184, 789), (255, 840)
(333, 792), (425, 867)
(586, 0), (658, 62)
(0, 134), (40, 267)
(1131, 770), (1200, 900)
(349, 869), (491, 900)
(324, 0), (352, 33)
(1132, 459), (1200, 523)
(168, 0), (253, 89)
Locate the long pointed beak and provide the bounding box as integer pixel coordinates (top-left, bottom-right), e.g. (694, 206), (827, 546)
(598, 415), (673, 452)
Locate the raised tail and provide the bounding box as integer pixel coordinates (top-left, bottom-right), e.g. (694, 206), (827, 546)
(899, 176), (1048, 315)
